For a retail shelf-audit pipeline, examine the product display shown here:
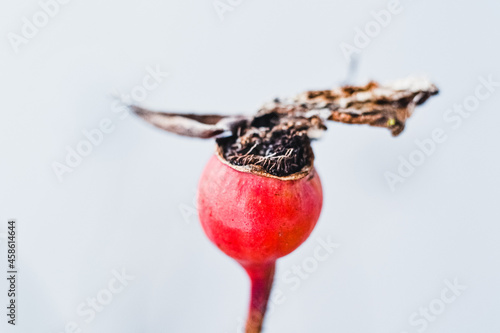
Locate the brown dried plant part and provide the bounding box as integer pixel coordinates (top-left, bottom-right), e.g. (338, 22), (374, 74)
(259, 77), (439, 136)
(131, 77), (438, 177)
(132, 105), (249, 139)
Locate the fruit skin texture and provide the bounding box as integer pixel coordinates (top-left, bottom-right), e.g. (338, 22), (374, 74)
(197, 155), (323, 266)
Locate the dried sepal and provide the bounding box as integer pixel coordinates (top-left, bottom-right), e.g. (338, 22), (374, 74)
(132, 77), (439, 177)
(259, 77), (439, 136)
(131, 105), (249, 139)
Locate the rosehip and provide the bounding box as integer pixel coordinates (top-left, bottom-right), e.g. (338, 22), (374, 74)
(132, 77), (438, 333)
(198, 153), (322, 332)
(198, 154), (323, 265)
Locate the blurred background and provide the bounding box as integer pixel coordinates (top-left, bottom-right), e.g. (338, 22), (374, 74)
(1, 0), (500, 332)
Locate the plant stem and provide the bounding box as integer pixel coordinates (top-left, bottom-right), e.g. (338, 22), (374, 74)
(244, 261), (276, 333)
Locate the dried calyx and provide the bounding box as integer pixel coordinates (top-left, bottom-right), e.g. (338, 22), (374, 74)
(216, 112), (315, 178)
(132, 77), (439, 178)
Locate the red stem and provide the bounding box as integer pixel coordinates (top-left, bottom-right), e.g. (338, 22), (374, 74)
(244, 261), (276, 333)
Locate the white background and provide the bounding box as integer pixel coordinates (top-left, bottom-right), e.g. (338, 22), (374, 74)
(1, 0), (500, 332)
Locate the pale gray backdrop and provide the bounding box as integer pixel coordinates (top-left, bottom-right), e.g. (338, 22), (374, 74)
(1, 0), (500, 332)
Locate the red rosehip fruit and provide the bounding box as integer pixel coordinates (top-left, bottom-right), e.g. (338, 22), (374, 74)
(198, 154), (323, 265)
(197, 153), (322, 332)
(131, 77), (438, 333)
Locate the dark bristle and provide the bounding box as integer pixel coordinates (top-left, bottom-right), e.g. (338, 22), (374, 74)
(250, 112), (280, 128)
(217, 115), (313, 177)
